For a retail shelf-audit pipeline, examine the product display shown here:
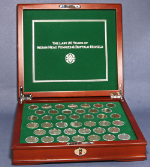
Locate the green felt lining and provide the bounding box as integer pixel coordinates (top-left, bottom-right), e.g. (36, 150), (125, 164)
(20, 102), (137, 143)
(23, 9), (118, 92)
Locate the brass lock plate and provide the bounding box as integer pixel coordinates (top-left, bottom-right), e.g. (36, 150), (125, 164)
(74, 148), (87, 156)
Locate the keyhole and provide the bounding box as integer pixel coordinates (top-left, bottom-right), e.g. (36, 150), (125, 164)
(79, 148), (82, 155)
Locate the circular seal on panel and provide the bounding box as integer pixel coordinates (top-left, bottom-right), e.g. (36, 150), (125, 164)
(89, 108), (98, 113)
(75, 109), (85, 114)
(65, 53), (76, 64)
(25, 136), (39, 143)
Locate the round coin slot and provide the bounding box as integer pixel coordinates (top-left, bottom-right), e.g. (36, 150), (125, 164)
(34, 129), (46, 135)
(102, 108), (112, 113)
(57, 135), (70, 142)
(88, 135), (100, 141)
(118, 133), (131, 140)
(97, 114), (107, 119)
(35, 110), (45, 115)
(28, 115), (38, 121)
(78, 128), (91, 134)
(108, 127), (120, 133)
(49, 128), (61, 135)
(56, 122), (68, 128)
(68, 104), (78, 109)
(84, 114), (94, 119)
(55, 104), (65, 109)
(106, 103), (116, 108)
(42, 115), (52, 120)
(93, 127), (106, 134)
(27, 122), (39, 129)
(41, 122), (53, 128)
(72, 135), (85, 142)
(84, 121), (96, 127)
(25, 136), (39, 143)
(81, 103), (90, 108)
(89, 108), (98, 113)
(42, 104), (52, 109)
(64, 128), (76, 135)
(103, 134), (115, 141)
(70, 114), (80, 120)
(70, 121), (82, 128)
(56, 115), (66, 120)
(48, 109), (58, 114)
(41, 136), (54, 143)
(28, 105), (38, 110)
(93, 103), (103, 108)
(110, 113), (121, 119)
(75, 109), (85, 114)
(113, 120), (125, 126)
(99, 121), (111, 126)
(62, 109), (72, 114)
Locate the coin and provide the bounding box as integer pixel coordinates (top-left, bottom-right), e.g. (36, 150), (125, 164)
(64, 128), (76, 135)
(49, 128), (61, 135)
(34, 129), (46, 135)
(70, 121), (82, 128)
(84, 121), (96, 127)
(88, 135), (100, 141)
(55, 104), (64, 109)
(41, 122), (53, 128)
(70, 114), (80, 120)
(93, 127), (106, 134)
(113, 120), (125, 126)
(35, 110), (45, 115)
(102, 108), (112, 113)
(72, 135), (85, 142)
(103, 134), (115, 141)
(42, 115), (52, 120)
(28, 115), (38, 121)
(97, 114), (107, 119)
(78, 128), (91, 134)
(68, 104), (78, 109)
(25, 136), (39, 143)
(106, 103), (116, 108)
(56, 121), (68, 128)
(93, 103), (103, 108)
(89, 108), (98, 113)
(62, 109), (72, 114)
(42, 104), (52, 109)
(108, 127), (120, 133)
(81, 103), (90, 108)
(56, 115), (66, 120)
(110, 113), (121, 118)
(118, 133), (131, 140)
(26, 122), (39, 129)
(84, 114), (94, 119)
(57, 135), (70, 142)
(75, 109), (85, 114)
(99, 121), (111, 126)
(48, 109), (58, 114)
(41, 136), (54, 143)
(28, 105), (38, 110)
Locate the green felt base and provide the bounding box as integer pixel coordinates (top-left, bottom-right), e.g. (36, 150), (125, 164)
(20, 102), (137, 143)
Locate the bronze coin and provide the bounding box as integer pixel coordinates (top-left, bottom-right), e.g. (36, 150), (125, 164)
(106, 103), (116, 108)
(28, 115), (38, 121)
(68, 104), (78, 109)
(42, 115), (52, 120)
(97, 114), (107, 119)
(62, 109), (72, 114)
(81, 103), (90, 108)
(84, 114), (94, 119)
(56, 115), (66, 120)
(28, 105), (38, 110)
(84, 121), (96, 127)
(108, 127), (120, 133)
(70, 114), (80, 120)
(42, 104), (52, 109)
(35, 110), (45, 115)
(49, 109), (58, 114)
(93, 103), (103, 108)
(110, 113), (121, 118)
(75, 109), (85, 114)
(113, 120), (125, 126)
(102, 108), (112, 113)
(55, 104), (64, 109)
(89, 108), (98, 113)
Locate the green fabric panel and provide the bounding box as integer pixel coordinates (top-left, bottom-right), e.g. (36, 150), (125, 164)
(20, 102), (137, 143)
(23, 9), (118, 92)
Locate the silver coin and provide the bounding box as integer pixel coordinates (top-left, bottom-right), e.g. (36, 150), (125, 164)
(88, 135), (100, 141)
(113, 120), (125, 126)
(34, 129), (46, 135)
(78, 128), (91, 134)
(62, 109), (72, 114)
(89, 108), (98, 113)
(25, 136), (39, 143)
(72, 135), (85, 142)
(106, 103), (116, 108)
(75, 109), (85, 114)
(110, 113), (121, 119)
(102, 108), (112, 113)
(28, 115), (38, 121)
(68, 104), (78, 109)
(99, 121), (111, 126)
(57, 135), (70, 142)
(41, 136), (54, 143)
(103, 134), (115, 141)
(64, 128), (76, 135)
(70, 114), (80, 120)
(70, 121), (82, 128)
(49, 128), (61, 135)
(118, 133), (131, 140)
(84, 114), (94, 119)
(26, 122), (39, 129)
(84, 121), (96, 127)
(42, 104), (52, 109)
(97, 114), (107, 119)
(93, 103), (103, 108)
(48, 109), (58, 114)
(55, 104), (65, 109)
(81, 103), (90, 108)
(35, 110), (45, 115)
(56, 115), (66, 120)
(93, 127), (106, 134)
(108, 127), (120, 133)
(56, 121), (68, 128)
(41, 122), (53, 128)
(28, 105), (38, 110)
(42, 115), (52, 120)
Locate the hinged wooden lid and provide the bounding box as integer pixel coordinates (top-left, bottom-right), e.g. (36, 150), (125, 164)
(17, 3), (123, 98)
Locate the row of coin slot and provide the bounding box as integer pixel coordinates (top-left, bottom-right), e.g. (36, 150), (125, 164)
(25, 132), (131, 143)
(28, 103), (116, 110)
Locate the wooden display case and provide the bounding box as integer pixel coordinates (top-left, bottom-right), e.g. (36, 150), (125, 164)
(12, 3), (147, 165)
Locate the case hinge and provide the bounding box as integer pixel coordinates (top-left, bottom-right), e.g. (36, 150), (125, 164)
(110, 84), (123, 100)
(20, 86), (32, 103)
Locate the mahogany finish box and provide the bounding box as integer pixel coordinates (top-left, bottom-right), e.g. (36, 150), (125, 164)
(12, 3), (147, 165)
